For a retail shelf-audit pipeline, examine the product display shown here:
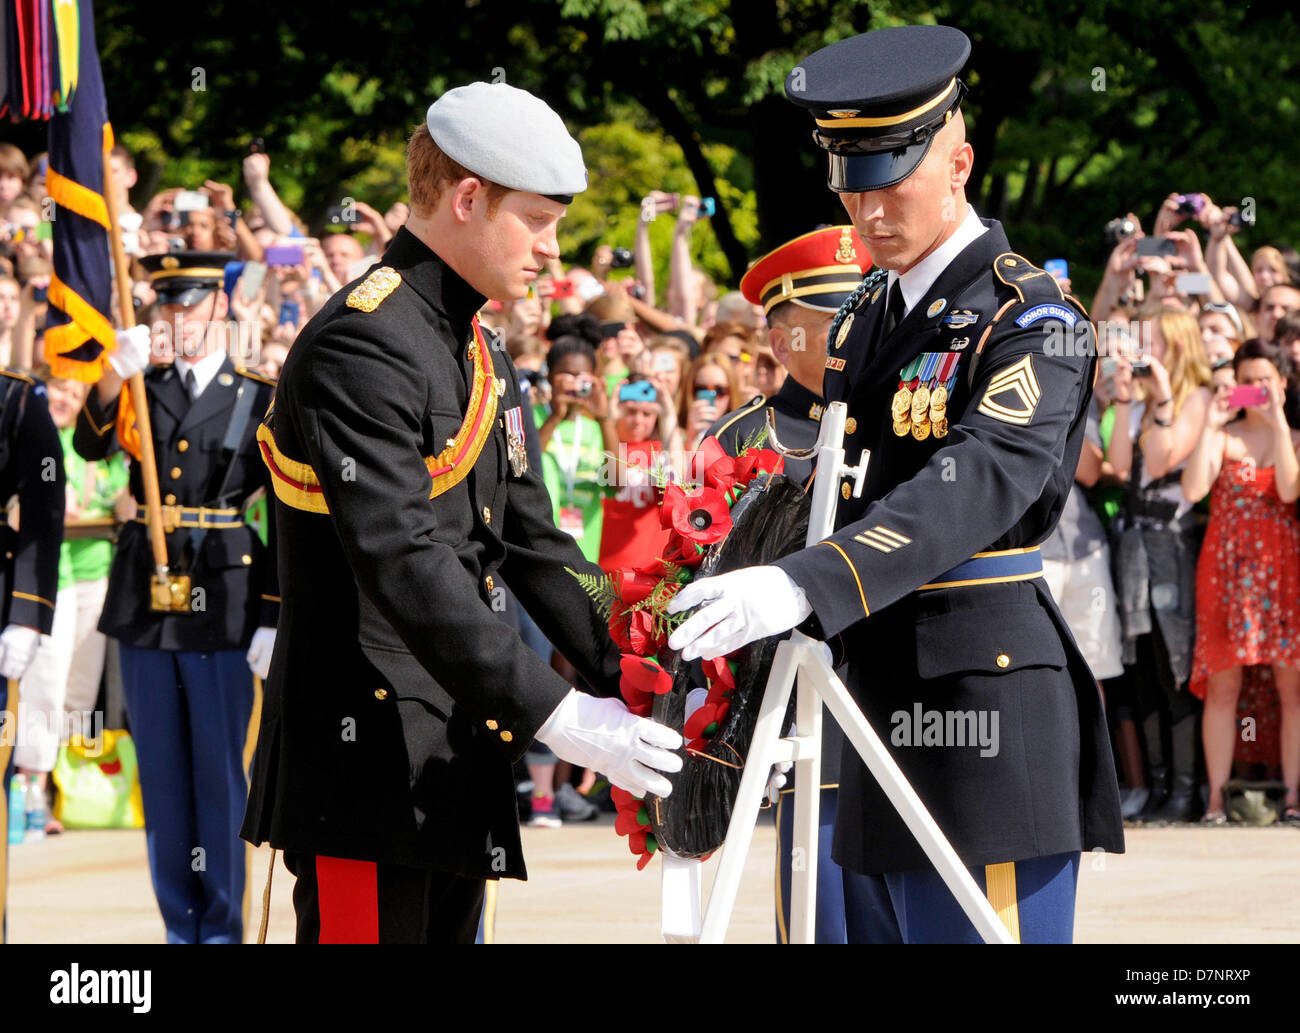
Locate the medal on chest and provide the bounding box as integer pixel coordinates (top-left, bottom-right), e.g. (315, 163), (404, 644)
(892, 351), (961, 439)
(504, 405), (528, 476)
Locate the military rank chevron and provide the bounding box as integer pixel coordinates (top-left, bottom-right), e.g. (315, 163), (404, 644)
(977, 355), (1041, 425)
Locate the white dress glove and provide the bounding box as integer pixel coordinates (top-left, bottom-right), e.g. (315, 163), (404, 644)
(537, 688), (683, 799)
(245, 627), (276, 679)
(0, 624), (42, 680)
(108, 324), (152, 379)
(766, 760), (793, 805)
(666, 565), (813, 661)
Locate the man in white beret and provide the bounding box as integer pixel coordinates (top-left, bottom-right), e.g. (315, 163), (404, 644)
(242, 82), (682, 943)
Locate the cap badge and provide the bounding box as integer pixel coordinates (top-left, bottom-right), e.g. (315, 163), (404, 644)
(835, 229), (857, 263)
(161, 256), (179, 269)
(827, 109), (860, 119)
(834, 312), (854, 350)
(926, 298), (946, 318)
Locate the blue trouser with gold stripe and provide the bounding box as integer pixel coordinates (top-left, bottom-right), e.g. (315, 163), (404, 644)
(119, 645), (256, 944)
(1, 678), (15, 942)
(854, 851), (1080, 943)
(776, 787), (900, 943)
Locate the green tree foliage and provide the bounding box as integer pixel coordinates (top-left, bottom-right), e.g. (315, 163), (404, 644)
(86, 0), (1297, 296)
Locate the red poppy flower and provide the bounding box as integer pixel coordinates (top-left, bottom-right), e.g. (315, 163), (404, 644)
(620, 654), (673, 698)
(659, 483), (689, 531)
(703, 655), (735, 692)
(664, 533), (706, 569)
(627, 608), (664, 654)
(636, 851), (655, 871)
(610, 786), (641, 814)
(614, 568), (661, 606)
(628, 829), (649, 855)
(608, 610), (633, 652)
(686, 737), (708, 755)
(668, 486), (733, 546)
(691, 436), (729, 482)
(703, 455), (740, 495)
(734, 448), (784, 485)
(616, 808), (650, 837)
(684, 702), (720, 741)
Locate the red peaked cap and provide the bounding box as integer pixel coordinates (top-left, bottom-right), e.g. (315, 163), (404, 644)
(738, 226), (872, 317)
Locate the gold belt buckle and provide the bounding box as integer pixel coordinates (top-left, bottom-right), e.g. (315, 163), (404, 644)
(159, 504), (184, 534)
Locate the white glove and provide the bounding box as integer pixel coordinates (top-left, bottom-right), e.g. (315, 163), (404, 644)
(666, 566), (813, 661)
(107, 324), (151, 379)
(766, 760), (793, 805)
(537, 688), (683, 799)
(0, 624), (42, 680)
(246, 627), (276, 679)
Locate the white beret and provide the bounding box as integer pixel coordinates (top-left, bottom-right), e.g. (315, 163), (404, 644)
(426, 81), (588, 201)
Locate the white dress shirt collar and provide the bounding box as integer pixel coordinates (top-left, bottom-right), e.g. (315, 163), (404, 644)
(173, 349), (229, 399)
(887, 206), (988, 315)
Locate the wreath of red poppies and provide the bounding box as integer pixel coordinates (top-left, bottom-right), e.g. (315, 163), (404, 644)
(572, 436), (784, 869)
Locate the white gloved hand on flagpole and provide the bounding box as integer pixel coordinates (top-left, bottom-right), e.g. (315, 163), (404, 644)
(0, 624), (42, 680)
(108, 324), (151, 379)
(666, 565), (812, 661)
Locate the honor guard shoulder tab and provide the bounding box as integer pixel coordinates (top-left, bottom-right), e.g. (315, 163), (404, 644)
(234, 366), (277, 387)
(992, 253), (1066, 304)
(346, 266), (402, 312)
(0, 367), (35, 385)
(712, 394), (767, 448)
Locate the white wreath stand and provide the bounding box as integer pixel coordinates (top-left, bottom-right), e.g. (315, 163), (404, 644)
(660, 401), (1014, 945)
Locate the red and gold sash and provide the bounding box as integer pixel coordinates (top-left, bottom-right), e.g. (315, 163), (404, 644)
(259, 317), (500, 514)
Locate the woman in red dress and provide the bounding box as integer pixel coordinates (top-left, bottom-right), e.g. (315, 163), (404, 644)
(1183, 339), (1300, 823)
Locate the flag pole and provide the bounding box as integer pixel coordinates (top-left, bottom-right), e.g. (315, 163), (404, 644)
(102, 152), (169, 581)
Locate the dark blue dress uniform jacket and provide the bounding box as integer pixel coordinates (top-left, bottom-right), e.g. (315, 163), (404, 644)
(73, 357), (279, 651)
(0, 370), (64, 635)
(773, 218), (1125, 874)
(240, 228), (621, 880)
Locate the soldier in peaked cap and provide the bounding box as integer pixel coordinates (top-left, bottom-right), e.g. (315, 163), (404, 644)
(671, 25), (1124, 943)
(73, 250), (278, 943)
(241, 82), (682, 943)
(705, 224), (894, 943)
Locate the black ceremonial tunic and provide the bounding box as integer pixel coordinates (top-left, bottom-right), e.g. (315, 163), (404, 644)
(241, 228), (620, 879)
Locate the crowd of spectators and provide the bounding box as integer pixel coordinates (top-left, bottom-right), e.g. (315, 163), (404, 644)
(4, 126), (1300, 838)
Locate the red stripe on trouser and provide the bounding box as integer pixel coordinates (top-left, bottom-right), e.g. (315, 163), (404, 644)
(316, 856), (379, 943)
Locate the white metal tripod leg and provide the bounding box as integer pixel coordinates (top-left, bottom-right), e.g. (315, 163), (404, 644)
(661, 854), (703, 943)
(698, 641), (800, 943)
(798, 657), (1015, 944)
(787, 648), (823, 944)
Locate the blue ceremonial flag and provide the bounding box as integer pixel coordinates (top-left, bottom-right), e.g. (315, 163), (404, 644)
(44, 0), (116, 383)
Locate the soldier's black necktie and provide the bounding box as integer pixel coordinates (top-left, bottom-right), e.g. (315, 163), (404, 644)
(184, 369), (198, 400)
(881, 282), (905, 340)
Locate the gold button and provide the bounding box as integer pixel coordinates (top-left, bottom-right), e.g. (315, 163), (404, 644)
(482, 505), (491, 524)
(841, 482), (851, 500)
(241, 554), (252, 565)
(486, 719), (498, 731)
(177, 439), (189, 452)
(170, 466), (182, 479)
(845, 417), (858, 434)
(164, 493), (177, 505)
(500, 730), (513, 743)
(485, 574), (495, 592)
(374, 688), (388, 700)
(996, 653), (1010, 669)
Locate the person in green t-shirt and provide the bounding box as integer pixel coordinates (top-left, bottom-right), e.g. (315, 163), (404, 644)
(16, 371), (130, 836)
(537, 335), (617, 565)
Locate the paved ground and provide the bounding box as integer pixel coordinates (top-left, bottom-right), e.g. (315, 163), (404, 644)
(8, 818), (1298, 943)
